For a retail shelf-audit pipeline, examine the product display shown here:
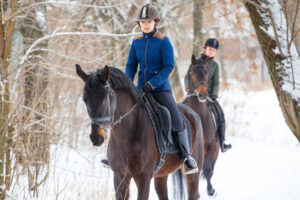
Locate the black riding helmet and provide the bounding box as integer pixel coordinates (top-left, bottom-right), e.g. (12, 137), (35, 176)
(137, 4), (160, 24)
(204, 38), (219, 49)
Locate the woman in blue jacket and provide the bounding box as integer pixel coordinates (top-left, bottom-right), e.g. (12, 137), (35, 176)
(125, 4), (198, 174)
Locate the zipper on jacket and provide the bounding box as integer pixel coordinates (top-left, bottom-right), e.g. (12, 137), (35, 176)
(143, 35), (149, 84)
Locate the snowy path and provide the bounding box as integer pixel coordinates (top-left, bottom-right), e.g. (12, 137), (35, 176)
(10, 88), (300, 200)
(200, 137), (300, 200)
(124, 137), (300, 200)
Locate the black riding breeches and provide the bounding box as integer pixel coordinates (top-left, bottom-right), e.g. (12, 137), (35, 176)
(150, 90), (184, 132)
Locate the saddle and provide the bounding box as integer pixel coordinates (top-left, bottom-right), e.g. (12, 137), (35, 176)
(142, 92), (193, 174)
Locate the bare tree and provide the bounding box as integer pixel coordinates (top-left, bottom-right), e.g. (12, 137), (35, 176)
(193, 0), (205, 57)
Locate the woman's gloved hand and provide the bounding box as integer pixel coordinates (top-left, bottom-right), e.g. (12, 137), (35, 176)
(141, 82), (153, 93)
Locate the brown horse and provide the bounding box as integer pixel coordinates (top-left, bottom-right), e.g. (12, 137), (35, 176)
(76, 64), (204, 200)
(183, 55), (220, 197)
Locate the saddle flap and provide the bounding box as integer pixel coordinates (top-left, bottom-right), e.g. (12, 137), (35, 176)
(144, 93), (172, 139)
(207, 100), (219, 131)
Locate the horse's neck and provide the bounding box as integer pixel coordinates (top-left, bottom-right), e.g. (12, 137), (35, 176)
(110, 89), (154, 149)
(187, 97), (209, 117)
(114, 89), (137, 122)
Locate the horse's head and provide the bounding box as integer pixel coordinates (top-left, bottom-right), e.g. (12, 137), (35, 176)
(188, 54), (209, 100)
(76, 64), (117, 146)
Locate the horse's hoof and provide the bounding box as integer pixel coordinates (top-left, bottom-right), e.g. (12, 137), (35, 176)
(207, 188), (217, 198)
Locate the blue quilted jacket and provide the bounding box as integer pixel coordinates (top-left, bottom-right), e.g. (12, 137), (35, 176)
(125, 29), (174, 91)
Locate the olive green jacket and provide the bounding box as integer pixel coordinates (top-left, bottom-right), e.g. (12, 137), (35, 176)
(184, 59), (219, 98)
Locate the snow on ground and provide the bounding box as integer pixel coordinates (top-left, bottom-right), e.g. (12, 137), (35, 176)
(9, 87), (300, 199)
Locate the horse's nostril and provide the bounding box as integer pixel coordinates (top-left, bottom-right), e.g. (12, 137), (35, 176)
(98, 137), (104, 145)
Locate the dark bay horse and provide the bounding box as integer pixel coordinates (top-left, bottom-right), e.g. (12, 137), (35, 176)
(76, 64), (204, 200)
(183, 55), (220, 197)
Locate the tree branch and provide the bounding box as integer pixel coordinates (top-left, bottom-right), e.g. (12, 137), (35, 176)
(20, 30), (142, 65)
(5, 0), (139, 22)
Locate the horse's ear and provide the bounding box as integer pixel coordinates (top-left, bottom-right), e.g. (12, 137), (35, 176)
(76, 64), (88, 82)
(191, 54), (196, 65)
(103, 65), (110, 82)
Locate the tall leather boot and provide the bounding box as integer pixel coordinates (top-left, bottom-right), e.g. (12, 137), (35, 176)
(218, 122), (232, 152)
(175, 127), (199, 175)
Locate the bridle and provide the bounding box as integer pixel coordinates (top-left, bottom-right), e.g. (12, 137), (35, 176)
(87, 82), (137, 131)
(187, 90), (207, 103)
(187, 63), (208, 103)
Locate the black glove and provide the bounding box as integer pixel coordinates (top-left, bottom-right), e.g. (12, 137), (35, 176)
(141, 82), (153, 93)
(209, 95), (217, 101)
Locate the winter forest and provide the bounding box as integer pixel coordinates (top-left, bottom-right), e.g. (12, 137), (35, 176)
(0, 0), (300, 199)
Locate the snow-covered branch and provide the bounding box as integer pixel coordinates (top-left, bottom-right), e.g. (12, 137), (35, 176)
(20, 31), (141, 65)
(5, 0), (138, 22)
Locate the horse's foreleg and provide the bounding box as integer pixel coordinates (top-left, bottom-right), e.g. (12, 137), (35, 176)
(185, 172), (200, 200)
(114, 172), (132, 200)
(134, 173), (152, 200)
(154, 175), (169, 200)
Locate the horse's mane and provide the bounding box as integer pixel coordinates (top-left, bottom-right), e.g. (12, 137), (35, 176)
(86, 67), (144, 108)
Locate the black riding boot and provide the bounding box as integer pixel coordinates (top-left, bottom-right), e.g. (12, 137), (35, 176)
(218, 122), (232, 152)
(176, 127), (199, 175)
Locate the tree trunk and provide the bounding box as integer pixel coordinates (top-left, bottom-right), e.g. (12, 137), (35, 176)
(244, 0), (300, 142)
(0, 1), (17, 198)
(193, 0), (205, 57)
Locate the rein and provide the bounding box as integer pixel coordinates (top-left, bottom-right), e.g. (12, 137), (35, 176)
(112, 103), (137, 126)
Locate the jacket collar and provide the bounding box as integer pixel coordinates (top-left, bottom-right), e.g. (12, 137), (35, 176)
(143, 28), (157, 38)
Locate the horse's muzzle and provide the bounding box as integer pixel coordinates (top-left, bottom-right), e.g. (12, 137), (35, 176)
(90, 127), (108, 146)
(90, 133), (104, 146)
(195, 85), (207, 95)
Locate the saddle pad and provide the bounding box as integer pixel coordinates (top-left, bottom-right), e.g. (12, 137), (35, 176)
(144, 95), (169, 154)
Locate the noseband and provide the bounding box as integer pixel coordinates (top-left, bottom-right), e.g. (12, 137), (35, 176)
(187, 91), (207, 103)
(90, 117), (112, 128)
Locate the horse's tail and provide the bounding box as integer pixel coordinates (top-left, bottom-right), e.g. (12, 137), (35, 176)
(172, 169), (186, 200)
